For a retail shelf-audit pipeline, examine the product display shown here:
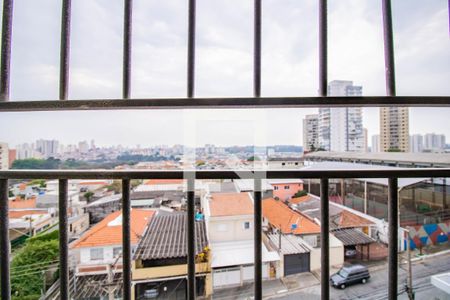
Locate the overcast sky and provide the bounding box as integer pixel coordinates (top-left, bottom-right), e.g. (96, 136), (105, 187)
(0, 0), (449, 148)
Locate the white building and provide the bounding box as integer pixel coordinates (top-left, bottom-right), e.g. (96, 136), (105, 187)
(424, 133), (446, 152)
(36, 139), (59, 158)
(303, 114), (319, 152)
(318, 80), (364, 152)
(0, 142), (9, 170)
(201, 192), (280, 289)
(371, 135), (380, 153)
(410, 134), (424, 153)
(363, 128), (368, 152)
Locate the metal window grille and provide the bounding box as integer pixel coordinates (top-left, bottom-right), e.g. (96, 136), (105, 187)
(0, 1), (449, 300)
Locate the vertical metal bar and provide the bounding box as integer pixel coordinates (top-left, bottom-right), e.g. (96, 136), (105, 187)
(320, 178), (329, 300)
(0, 0), (13, 101)
(122, 179), (131, 300)
(187, 178), (196, 300)
(318, 0), (327, 97)
(254, 0), (262, 97)
(381, 0), (396, 96)
(388, 178), (398, 300)
(254, 178), (262, 300)
(123, 0), (133, 99)
(59, 0), (72, 100)
(58, 179), (69, 300)
(187, 0), (196, 98)
(1, 179), (10, 300)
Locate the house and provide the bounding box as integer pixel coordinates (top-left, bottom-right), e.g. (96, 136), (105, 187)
(71, 209), (156, 277)
(268, 179), (304, 201)
(262, 198), (344, 271)
(132, 212), (210, 299)
(9, 209), (55, 244)
(202, 192), (280, 289)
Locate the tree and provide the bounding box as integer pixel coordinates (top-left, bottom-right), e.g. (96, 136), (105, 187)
(105, 180), (122, 193)
(293, 190), (308, 198)
(387, 148), (402, 152)
(247, 156), (261, 161)
(84, 191), (94, 202)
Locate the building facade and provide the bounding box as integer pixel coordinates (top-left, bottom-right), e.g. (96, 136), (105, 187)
(0, 142), (9, 170)
(371, 135), (380, 153)
(380, 107), (409, 152)
(318, 81), (364, 152)
(410, 134), (424, 153)
(424, 133), (446, 152)
(302, 114), (319, 152)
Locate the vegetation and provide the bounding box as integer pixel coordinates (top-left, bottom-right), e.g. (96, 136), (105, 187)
(10, 231), (59, 300)
(247, 156), (261, 161)
(83, 191), (94, 202)
(293, 190), (308, 198)
(27, 179), (46, 188)
(387, 148), (403, 152)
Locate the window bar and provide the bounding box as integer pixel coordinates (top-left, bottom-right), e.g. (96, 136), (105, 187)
(0, 179), (10, 300)
(318, 0), (327, 97)
(0, 0), (13, 101)
(381, 0), (396, 96)
(320, 178), (330, 300)
(59, 0), (72, 100)
(122, 179), (132, 300)
(254, 0), (261, 98)
(123, 0), (133, 99)
(187, 0), (196, 98)
(254, 177), (263, 299)
(58, 179), (69, 300)
(388, 178), (398, 300)
(187, 178), (196, 299)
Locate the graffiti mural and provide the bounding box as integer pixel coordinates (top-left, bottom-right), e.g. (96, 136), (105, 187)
(405, 222), (449, 250)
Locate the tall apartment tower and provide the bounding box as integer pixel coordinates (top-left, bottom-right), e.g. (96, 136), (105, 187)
(0, 142), (9, 170)
(410, 134), (423, 153)
(371, 135), (380, 152)
(424, 133), (446, 151)
(36, 139), (60, 158)
(303, 114), (319, 152)
(380, 107), (409, 152)
(318, 80), (364, 152)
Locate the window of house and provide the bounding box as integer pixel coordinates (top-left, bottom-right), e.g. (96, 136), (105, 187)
(113, 247), (122, 258)
(284, 185), (290, 189)
(243, 222), (251, 230)
(90, 248), (104, 261)
(274, 186), (279, 190)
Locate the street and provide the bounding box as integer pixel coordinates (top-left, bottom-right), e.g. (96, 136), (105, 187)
(274, 253), (450, 300)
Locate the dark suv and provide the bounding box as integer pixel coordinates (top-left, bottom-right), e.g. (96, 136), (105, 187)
(330, 264), (370, 289)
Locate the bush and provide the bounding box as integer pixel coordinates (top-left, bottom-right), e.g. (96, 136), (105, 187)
(293, 190), (308, 198)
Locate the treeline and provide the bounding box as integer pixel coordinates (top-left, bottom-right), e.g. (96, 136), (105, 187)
(11, 158), (118, 170)
(116, 153), (178, 164)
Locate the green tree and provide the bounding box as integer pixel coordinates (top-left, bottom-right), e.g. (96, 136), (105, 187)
(247, 156), (261, 161)
(84, 191), (94, 202)
(293, 190), (308, 198)
(387, 148), (402, 152)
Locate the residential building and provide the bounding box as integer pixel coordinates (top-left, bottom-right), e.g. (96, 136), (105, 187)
(0, 142), (8, 169)
(410, 134), (424, 153)
(268, 179), (304, 201)
(380, 107), (409, 152)
(318, 80), (364, 152)
(371, 135), (380, 153)
(363, 128), (368, 152)
(16, 143), (38, 159)
(36, 139), (59, 158)
(8, 149), (16, 168)
(201, 192), (280, 289)
(302, 114), (319, 152)
(132, 212), (211, 299)
(424, 133), (446, 152)
(9, 209), (55, 243)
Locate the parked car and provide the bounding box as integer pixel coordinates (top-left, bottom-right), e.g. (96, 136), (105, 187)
(142, 287), (159, 299)
(345, 247), (358, 258)
(330, 264), (370, 289)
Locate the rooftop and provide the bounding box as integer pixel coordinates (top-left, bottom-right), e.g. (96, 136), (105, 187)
(134, 212), (208, 260)
(331, 228), (375, 246)
(262, 198), (321, 235)
(209, 192), (254, 217)
(267, 233), (311, 254)
(71, 209), (155, 248)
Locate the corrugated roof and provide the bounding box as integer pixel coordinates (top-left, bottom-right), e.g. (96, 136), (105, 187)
(332, 228), (374, 246)
(134, 212), (208, 260)
(267, 233), (310, 254)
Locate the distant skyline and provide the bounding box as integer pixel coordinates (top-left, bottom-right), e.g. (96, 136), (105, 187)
(0, 0), (449, 147)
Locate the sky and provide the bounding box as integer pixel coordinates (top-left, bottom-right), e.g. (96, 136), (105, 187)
(0, 0), (449, 148)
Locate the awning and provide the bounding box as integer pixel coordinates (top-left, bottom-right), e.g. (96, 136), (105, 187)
(332, 228), (374, 246)
(211, 240), (280, 268)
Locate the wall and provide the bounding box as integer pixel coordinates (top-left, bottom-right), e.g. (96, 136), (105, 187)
(309, 234), (344, 271)
(406, 222), (449, 250)
(208, 215), (253, 243)
(272, 183), (304, 201)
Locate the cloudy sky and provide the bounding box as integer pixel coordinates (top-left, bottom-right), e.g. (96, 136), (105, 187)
(0, 0), (449, 148)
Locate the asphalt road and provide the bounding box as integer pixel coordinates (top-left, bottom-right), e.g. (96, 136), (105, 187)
(275, 253), (450, 300)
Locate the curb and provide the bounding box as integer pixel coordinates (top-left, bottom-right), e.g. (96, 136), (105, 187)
(410, 249), (450, 262)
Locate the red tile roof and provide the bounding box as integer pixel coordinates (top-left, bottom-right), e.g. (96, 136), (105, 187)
(144, 179), (184, 185)
(262, 198), (320, 235)
(71, 209), (155, 249)
(338, 210), (374, 228)
(289, 195), (312, 204)
(209, 193), (253, 217)
(10, 210), (48, 218)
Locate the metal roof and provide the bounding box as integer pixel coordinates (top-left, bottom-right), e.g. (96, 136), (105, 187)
(134, 212), (208, 260)
(74, 274), (122, 299)
(331, 228), (374, 246)
(267, 233), (310, 254)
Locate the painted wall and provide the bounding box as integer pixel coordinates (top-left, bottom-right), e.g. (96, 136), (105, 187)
(272, 183), (304, 201)
(208, 216), (254, 243)
(406, 222), (449, 250)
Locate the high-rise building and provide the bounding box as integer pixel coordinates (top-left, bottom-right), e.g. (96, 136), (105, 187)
(318, 80), (364, 152)
(424, 133), (446, 151)
(8, 149), (16, 168)
(363, 128), (368, 152)
(36, 139), (60, 158)
(0, 142), (9, 170)
(380, 107), (409, 152)
(78, 141), (89, 154)
(17, 143), (37, 159)
(371, 135), (380, 152)
(410, 134), (423, 153)
(303, 114), (319, 152)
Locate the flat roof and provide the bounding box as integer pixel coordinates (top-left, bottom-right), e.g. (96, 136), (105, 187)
(304, 151), (450, 165)
(267, 233), (310, 255)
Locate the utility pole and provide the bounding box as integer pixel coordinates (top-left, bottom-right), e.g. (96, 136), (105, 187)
(404, 228), (414, 299)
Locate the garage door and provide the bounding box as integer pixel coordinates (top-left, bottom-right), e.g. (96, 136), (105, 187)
(213, 267), (240, 288)
(284, 253), (310, 276)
